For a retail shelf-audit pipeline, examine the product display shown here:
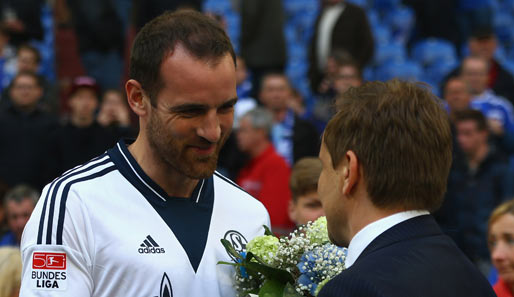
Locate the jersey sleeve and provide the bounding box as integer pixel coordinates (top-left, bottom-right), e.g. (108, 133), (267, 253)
(19, 184), (94, 296)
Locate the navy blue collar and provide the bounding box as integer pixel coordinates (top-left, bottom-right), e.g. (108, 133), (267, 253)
(107, 139), (213, 207)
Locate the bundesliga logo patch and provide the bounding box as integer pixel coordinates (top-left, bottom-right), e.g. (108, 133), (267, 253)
(31, 252), (67, 290)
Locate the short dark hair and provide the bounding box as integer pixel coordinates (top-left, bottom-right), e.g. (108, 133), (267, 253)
(453, 109), (488, 131)
(129, 10), (236, 105)
(331, 50), (362, 80)
(324, 79), (452, 211)
(290, 157), (322, 202)
(17, 44), (41, 64)
(10, 71), (43, 88)
(259, 72), (291, 91)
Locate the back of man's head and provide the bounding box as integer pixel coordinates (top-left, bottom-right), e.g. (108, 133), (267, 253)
(324, 79), (452, 211)
(129, 10), (236, 106)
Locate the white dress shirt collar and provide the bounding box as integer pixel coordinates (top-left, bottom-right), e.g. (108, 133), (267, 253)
(345, 210), (429, 268)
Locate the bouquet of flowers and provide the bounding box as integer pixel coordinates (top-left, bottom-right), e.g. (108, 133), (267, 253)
(219, 217), (347, 297)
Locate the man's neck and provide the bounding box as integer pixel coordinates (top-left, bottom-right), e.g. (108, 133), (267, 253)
(128, 136), (199, 198)
(70, 115), (94, 128)
(272, 108), (288, 123)
(348, 201), (404, 241)
(467, 144), (489, 170)
(13, 103), (37, 114)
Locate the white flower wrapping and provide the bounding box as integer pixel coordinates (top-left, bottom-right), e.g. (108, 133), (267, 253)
(219, 217), (347, 297)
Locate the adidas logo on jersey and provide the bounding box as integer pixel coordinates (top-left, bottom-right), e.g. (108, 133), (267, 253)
(138, 235), (165, 254)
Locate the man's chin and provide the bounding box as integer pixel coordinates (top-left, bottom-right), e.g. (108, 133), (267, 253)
(182, 160), (218, 179)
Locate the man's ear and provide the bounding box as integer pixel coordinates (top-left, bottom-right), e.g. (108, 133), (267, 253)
(341, 150), (359, 196)
(125, 79), (148, 117)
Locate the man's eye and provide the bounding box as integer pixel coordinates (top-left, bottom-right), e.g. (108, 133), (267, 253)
(219, 104), (235, 113)
(180, 109), (204, 116)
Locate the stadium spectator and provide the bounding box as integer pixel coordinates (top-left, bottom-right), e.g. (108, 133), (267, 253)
(66, 0), (125, 90)
(0, 0), (44, 46)
(259, 73), (320, 166)
(457, 1), (493, 48)
(444, 28), (514, 104)
(236, 107), (294, 233)
(240, 0), (287, 98)
(97, 88), (133, 130)
(488, 199), (514, 297)
(288, 157), (325, 226)
(0, 71), (58, 190)
(437, 109), (513, 275)
(445, 77), (474, 116)
(2, 44), (58, 112)
(0, 247), (21, 297)
(444, 76), (514, 154)
(312, 55), (362, 131)
(404, 0), (461, 49)
(460, 56), (514, 136)
(47, 77), (124, 178)
(308, 0), (373, 94)
(0, 185), (38, 246)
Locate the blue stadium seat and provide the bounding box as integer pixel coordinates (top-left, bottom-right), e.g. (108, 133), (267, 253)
(375, 60), (422, 82)
(494, 12), (514, 44)
(373, 42), (406, 66)
(373, 0), (402, 13)
(411, 38), (457, 67)
(372, 24), (392, 46)
(367, 9), (381, 28)
(283, 0), (318, 16)
(203, 0), (232, 14)
(502, 59), (514, 76)
(424, 59), (458, 86)
(363, 66), (375, 81)
(347, 0), (371, 9)
(35, 3), (55, 81)
(385, 6), (414, 45)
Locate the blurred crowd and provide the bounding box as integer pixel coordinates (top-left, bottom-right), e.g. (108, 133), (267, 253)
(1, 0), (514, 294)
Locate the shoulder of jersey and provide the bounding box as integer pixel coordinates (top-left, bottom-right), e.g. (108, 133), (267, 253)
(30, 154), (117, 246)
(213, 171), (263, 203)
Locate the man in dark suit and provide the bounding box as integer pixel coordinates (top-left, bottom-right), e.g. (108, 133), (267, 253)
(308, 0), (374, 94)
(317, 80), (496, 297)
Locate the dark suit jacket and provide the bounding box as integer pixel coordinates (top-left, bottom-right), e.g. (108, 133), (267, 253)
(240, 0), (286, 69)
(318, 215), (496, 297)
(308, 3), (374, 93)
(293, 116), (320, 163)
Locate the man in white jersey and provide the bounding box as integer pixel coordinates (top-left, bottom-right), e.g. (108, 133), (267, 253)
(19, 10), (270, 297)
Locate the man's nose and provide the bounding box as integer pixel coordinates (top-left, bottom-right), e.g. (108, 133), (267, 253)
(197, 111), (221, 143)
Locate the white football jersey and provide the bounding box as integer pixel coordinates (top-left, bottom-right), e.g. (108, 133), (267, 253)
(20, 140), (270, 297)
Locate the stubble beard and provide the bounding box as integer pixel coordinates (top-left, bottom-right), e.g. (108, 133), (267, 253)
(146, 112), (228, 179)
